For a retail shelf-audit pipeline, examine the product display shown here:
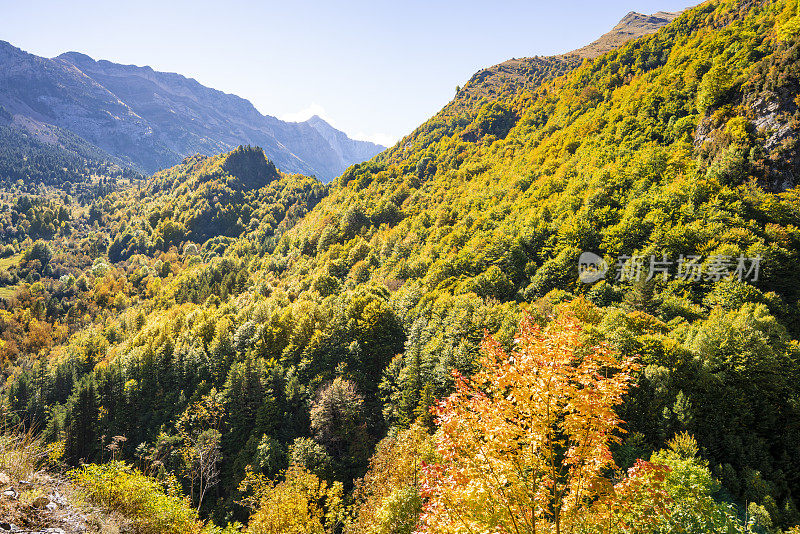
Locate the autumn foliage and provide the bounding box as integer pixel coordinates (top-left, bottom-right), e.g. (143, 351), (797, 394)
(419, 312), (637, 534)
(242, 462), (344, 534)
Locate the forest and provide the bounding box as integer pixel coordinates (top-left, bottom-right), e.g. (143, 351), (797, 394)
(2, 0), (800, 532)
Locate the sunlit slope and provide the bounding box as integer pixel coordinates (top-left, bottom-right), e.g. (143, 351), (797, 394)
(275, 0), (800, 329)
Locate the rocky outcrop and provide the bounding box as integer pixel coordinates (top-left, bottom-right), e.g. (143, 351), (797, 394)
(749, 90), (800, 191)
(750, 91), (795, 152)
(0, 472), (103, 533)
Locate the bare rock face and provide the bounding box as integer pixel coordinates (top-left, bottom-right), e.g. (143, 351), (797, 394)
(748, 90), (800, 191)
(0, 41), (384, 181)
(750, 91), (795, 152)
(694, 87), (800, 192)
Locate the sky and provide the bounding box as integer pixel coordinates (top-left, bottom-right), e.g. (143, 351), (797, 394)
(1, 0), (699, 147)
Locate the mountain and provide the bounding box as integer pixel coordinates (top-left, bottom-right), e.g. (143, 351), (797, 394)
(0, 42), (384, 180)
(448, 9), (679, 109)
(0, 102), (139, 193)
(4, 1), (800, 532)
(306, 115), (388, 172)
(571, 10), (682, 58)
(0, 10), (672, 184)
(380, 8), (680, 165)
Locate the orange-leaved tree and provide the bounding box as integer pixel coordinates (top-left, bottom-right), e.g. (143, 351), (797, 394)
(419, 311), (637, 534)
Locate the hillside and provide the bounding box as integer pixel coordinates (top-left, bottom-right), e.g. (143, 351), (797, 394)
(372, 8), (681, 183)
(572, 10), (683, 58)
(0, 42), (383, 180)
(441, 8), (679, 113)
(3, 0), (800, 532)
(108, 146), (327, 262)
(0, 104), (139, 195)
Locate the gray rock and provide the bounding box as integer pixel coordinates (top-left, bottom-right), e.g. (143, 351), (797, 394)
(48, 491), (67, 506)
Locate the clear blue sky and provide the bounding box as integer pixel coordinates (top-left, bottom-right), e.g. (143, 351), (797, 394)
(1, 0), (698, 146)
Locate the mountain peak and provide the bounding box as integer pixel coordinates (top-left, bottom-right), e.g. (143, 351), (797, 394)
(0, 43), (384, 180)
(221, 145), (279, 189)
(570, 9), (683, 59)
(57, 51), (95, 64)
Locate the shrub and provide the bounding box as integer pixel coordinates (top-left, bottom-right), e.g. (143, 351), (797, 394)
(70, 461), (202, 534)
(0, 426), (49, 481)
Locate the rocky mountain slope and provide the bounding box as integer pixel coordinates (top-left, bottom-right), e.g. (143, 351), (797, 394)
(0, 42), (383, 180)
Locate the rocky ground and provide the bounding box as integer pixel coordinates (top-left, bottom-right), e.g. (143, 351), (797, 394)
(0, 470), (124, 534)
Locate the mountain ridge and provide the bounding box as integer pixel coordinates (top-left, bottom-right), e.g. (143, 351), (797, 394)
(392, 7), (684, 152)
(571, 9), (683, 58)
(0, 41), (384, 180)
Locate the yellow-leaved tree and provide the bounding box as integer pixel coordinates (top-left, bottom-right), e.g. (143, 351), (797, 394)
(242, 462), (344, 534)
(347, 422), (436, 534)
(419, 311), (637, 534)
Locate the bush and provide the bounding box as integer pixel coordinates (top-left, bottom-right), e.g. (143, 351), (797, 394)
(70, 461), (202, 534)
(0, 427), (49, 481)
(374, 485), (422, 534)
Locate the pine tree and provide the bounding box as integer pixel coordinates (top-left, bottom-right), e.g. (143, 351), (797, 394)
(64, 378), (99, 465)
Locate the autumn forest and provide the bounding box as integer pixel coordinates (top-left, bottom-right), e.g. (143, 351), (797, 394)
(2, 0), (800, 532)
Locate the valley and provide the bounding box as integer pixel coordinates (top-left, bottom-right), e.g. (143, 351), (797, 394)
(1, 1), (800, 533)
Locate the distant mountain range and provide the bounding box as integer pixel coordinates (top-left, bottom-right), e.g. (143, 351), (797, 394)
(0, 41), (384, 181)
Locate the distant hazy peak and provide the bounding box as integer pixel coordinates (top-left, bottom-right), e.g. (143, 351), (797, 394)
(0, 42), (384, 180)
(304, 115), (328, 126)
(55, 51), (246, 108)
(570, 9), (683, 59)
(56, 51), (94, 64)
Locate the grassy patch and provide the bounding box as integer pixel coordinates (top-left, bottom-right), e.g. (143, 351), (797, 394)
(0, 285), (18, 300)
(0, 253), (20, 270)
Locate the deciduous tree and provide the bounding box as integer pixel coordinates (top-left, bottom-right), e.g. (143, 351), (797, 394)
(419, 312), (636, 534)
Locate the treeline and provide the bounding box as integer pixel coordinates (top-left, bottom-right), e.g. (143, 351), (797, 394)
(0, 112), (140, 194)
